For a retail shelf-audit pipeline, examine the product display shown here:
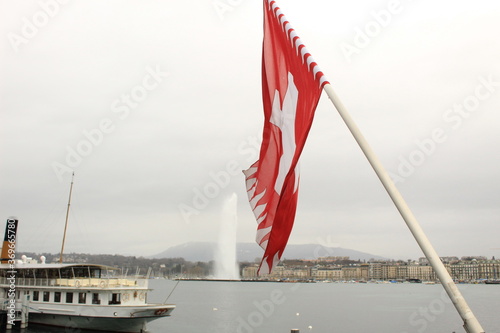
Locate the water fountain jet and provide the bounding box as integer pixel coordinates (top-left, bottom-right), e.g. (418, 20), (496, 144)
(213, 193), (240, 280)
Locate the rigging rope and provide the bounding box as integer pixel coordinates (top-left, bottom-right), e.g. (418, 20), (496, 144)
(163, 279), (180, 303)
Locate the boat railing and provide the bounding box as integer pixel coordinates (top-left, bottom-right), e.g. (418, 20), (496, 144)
(0, 276), (148, 288)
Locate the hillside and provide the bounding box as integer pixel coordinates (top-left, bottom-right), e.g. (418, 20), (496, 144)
(150, 242), (386, 262)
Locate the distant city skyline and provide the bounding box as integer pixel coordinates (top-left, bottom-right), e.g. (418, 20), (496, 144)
(10, 241), (496, 264)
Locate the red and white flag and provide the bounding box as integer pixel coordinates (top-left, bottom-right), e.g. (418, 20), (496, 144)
(244, 0), (329, 275)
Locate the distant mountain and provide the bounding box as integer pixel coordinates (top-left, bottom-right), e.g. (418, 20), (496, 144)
(150, 242), (386, 262)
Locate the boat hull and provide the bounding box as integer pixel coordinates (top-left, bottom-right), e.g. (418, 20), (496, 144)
(484, 280), (500, 284)
(29, 313), (167, 332)
(27, 304), (175, 332)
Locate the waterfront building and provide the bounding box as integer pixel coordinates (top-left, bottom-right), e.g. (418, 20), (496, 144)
(240, 258), (500, 282)
(311, 266), (342, 280)
(478, 260), (500, 280)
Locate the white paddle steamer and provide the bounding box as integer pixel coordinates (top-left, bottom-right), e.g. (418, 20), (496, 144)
(1, 173), (175, 332)
(1, 255), (175, 332)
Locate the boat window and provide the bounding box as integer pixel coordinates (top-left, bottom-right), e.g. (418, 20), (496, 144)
(109, 293), (121, 305)
(92, 293), (100, 305)
(78, 292), (86, 304)
(33, 291), (39, 301)
(54, 292), (61, 303)
(47, 269), (59, 279)
(66, 292), (74, 303)
(74, 267), (91, 278)
(60, 267), (73, 279)
(90, 267), (101, 278)
(43, 291), (50, 302)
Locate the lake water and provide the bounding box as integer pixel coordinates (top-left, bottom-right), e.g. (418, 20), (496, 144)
(23, 280), (499, 333)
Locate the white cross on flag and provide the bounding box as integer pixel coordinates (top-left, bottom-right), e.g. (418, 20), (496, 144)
(244, 0), (328, 275)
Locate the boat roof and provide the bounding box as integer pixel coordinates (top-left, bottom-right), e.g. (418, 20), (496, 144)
(0, 263), (117, 270)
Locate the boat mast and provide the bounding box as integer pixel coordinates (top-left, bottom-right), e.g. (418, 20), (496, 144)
(59, 172), (75, 264)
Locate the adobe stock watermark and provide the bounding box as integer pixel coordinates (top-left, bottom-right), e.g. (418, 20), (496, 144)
(401, 288), (454, 333)
(178, 135), (261, 224)
(313, 235), (341, 259)
(339, 0), (411, 63)
(236, 284), (300, 333)
(64, 306), (98, 333)
(389, 74), (499, 184)
(5, 218), (18, 326)
(236, 240), (334, 332)
(212, 0), (245, 21)
(51, 65), (169, 182)
(7, 0), (70, 53)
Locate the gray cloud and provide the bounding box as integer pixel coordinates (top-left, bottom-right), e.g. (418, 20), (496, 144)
(1, 0), (499, 261)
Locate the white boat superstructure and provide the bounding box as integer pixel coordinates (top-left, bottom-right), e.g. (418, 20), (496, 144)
(0, 257), (175, 332)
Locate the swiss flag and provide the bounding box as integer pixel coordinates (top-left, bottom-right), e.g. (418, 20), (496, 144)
(244, 0), (328, 275)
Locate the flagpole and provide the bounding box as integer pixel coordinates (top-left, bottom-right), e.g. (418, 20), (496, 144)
(322, 83), (484, 333)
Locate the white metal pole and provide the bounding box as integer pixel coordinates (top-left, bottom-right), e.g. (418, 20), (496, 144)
(322, 83), (485, 333)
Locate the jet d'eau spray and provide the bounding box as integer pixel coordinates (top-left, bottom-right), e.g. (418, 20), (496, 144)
(214, 193), (240, 280)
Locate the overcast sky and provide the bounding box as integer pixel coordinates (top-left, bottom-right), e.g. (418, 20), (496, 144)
(1, 0), (499, 261)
